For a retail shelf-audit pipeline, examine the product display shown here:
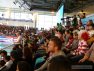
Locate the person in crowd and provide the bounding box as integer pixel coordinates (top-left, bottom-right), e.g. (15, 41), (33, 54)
(48, 55), (77, 71)
(55, 29), (64, 43)
(35, 36), (65, 71)
(63, 31), (79, 54)
(85, 20), (94, 38)
(72, 15), (78, 28)
(16, 61), (32, 71)
(3, 56), (13, 69)
(85, 20), (93, 31)
(79, 42), (94, 63)
(0, 50), (7, 60)
(0, 60), (5, 70)
(12, 44), (23, 59)
(68, 30), (89, 63)
(23, 46), (33, 71)
(14, 32), (22, 45)
(88, 34), (94, 45)
(0, 56), (13, 71)
(64, 30), (71, 45)
(65, 32), (73, 48)
(8, 50), (21, 71)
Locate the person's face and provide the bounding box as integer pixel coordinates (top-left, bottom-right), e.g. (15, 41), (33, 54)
(65, 31), (68, 35)
(16, 65), (19, 71)
(73, 34), (78, 39)
(48, 40), (55, 52)
(3, 57), (7, 62)
(0, 53), (5, 57)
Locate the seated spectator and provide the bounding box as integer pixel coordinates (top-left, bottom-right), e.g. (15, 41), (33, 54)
(72, 30), (89, 55)
(12, 44), (23, 59)
(0, 60), (5, 70)
(0, 50), (7, 60)
(85, 20), (93, 31)
(64, 30), (71, 45)
(8, 50), (21, 71)
(35, 36), (65, 71)
(63, 31), (79, 54)
(23, 46), (33, 71)
(0, 56), (13, 71)
(48, 55), (77, 71)
(3, 56), (13, 69)
(68, 30), (89, 62)
(65, 32), (73, 48)
(16, 61), (32, 71)
(87, 34), (94, 47)
(79, 43), (94, 63)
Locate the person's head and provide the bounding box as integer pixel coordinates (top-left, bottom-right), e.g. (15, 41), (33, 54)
(78, 30), (89, 41)
(10, 50), (19, 61)
(55, 30), (64, 38)
(0, 50), (7, 57)
(48, 55), (72, 71)
(16, 61), (31, 71)
(23, 47), (32, 59)
(0, 60), (5, 67)
(73, 32), (78, 39)
(48, 36), (62, 53)
(3, 56), (10, 62)
(65, 30), (70, 35)
(86, 20), (94, 31)
(86, 20), (93, 26)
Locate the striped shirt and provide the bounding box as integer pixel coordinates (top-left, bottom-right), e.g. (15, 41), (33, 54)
(73, 40), (89, 55)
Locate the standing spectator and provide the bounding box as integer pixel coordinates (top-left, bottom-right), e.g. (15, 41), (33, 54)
(14, 32), (22, 45)
(72, 15), (78, 28)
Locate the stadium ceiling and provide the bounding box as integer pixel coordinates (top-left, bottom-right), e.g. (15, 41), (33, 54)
(13, 0), (94, 13)
(0, 0), (94, 13)
(13, 0), (63, 12)
(64, 0), (94, 13)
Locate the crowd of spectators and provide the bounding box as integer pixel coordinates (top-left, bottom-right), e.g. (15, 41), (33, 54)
(0, 19), (94, 71)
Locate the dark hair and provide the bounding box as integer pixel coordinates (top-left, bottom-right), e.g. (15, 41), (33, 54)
(65, 30), (70, 34)
(17, 61), (32, 71)
(13, 44), (23, 50)
(0, 50), (7, 56)
(12, 44), (23, 58)
(4, 56), (10, 61)
(50, 36), (62, 50)
(0, 60), (5, 66)
(23, 47), (32, 59)
(10, 50), (19, 60)
(48, 55), (72, 71)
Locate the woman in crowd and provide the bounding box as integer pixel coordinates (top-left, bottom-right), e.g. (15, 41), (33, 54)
(68, 30), (90, 63)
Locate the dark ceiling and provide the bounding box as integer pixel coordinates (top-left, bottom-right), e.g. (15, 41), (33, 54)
(64, 0), (94, 13)
(16, 0), (63, 12)
(16, 0), (94, 13)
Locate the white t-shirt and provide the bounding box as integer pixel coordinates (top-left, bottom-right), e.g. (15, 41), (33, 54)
(14, 35), (22, 44)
